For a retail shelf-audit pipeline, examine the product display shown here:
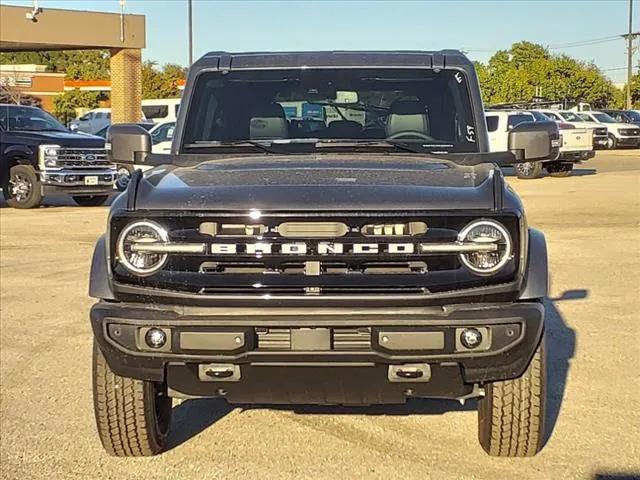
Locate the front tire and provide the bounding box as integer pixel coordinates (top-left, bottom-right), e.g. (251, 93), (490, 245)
(73, 195), (110, 206)
(606, 134), (618, 150)
(4, 165), (42, 209)
(92, 342), (172, 456)
(478, 333), (546, 457)
(514, 161), (543, 179)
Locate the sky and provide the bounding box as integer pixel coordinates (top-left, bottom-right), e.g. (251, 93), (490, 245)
(4, 0), (638, 83)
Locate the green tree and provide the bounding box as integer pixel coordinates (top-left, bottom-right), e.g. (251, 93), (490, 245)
(0, 50), (109, 80)
(53, 89), (100, 124)
(627, 73), (640, 108)
(141, 61), (185, 99)
(475, 42), (619, 108)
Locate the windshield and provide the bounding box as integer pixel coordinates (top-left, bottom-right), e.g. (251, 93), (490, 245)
(592, 113), (617, 124)
(0, 105), (67, 132)
(560, 111), (582, 122)
(624, 111), (640, 122)
(181, 68), (478, 153)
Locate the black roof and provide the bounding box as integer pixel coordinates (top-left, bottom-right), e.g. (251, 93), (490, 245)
(191, 50), (471, 71)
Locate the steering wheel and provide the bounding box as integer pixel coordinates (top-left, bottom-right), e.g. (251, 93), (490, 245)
(387, 131), (431, 141)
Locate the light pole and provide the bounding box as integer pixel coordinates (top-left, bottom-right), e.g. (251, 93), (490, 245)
(188, 0), (193, 66)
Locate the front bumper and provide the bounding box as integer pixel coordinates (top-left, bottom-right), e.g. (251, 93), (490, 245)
(40, 169), (116, 195)
(616, 136), (640, 147)
(91, 301), (544, 404)
(559, 150), (595, 161)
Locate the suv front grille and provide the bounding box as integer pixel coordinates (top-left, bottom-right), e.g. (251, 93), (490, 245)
(593, 128), (607, 136)
(112, 212), (521, 297)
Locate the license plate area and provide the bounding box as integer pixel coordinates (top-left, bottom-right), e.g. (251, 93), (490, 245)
(84, 176), (98, 185)
(290, 328), (331, 351)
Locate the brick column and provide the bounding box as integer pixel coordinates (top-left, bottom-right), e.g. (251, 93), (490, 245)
(109, 48), (142, 123)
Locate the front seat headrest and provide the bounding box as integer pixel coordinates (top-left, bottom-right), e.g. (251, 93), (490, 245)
(386, 100), (429, 138)
(326, 120), (362, 138)
(250, 103), (288, 140)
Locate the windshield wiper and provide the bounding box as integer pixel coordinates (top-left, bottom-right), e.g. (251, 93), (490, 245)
(183, 140), (285, 154)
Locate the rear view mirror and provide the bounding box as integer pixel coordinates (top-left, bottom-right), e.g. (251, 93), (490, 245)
(335, 90), (359, 104)
(508, 121), (560, 162)
(106, 124), (151, 165)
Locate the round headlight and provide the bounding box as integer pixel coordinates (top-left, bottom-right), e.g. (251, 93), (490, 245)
(116, 220), (169, 276)
(458, 219), (512, 274)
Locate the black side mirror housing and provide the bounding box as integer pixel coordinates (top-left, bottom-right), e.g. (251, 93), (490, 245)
(106, 124), (151, 165)
(508, 121), (560, 162)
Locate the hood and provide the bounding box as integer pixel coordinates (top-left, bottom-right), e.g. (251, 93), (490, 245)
(9, 130), (105, 148)
(132, 154), (500, 212)
(576, 121), (607, 130)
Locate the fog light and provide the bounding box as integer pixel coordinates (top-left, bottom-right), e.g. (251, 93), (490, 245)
(145, 328), (167, 349)
(460, 328), (482, 349)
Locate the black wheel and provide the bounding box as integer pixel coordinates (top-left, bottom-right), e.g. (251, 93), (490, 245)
(514, 161), (543, 179)
(478, 332), (546, 457)
(3, 164), (42, 209)
(72, 195), (110, 206)
(92, 342), (172, 456)
(606, 134), (618, 150)
(115, 165), (133, 192)
(546, 162), (573, 178)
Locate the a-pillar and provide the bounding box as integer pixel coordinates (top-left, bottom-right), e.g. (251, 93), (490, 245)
(109, 48), (142, 123)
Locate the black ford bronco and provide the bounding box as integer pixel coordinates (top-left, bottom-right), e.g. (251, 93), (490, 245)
(0, 104), (115, 208)
(90, 51), (559, 457)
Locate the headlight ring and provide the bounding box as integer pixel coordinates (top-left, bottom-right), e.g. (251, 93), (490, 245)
(116, 220), (169, 276)
(457, 219), (513, 275)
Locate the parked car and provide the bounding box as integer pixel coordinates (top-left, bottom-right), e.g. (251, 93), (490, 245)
(68, 108), (111, 134)
(113, 121), (175, 191)
(92, 50), (560, 458)
(577, 111), (640, 148)
(600, 109), (640, 128)
(70, 109), (154, 135)
(141, 98), (180, 124)
(0, 104), (115, 208)
(485, 110), (567, 178)
(534, 109), (608, 149)
(94, 122), (155, 139)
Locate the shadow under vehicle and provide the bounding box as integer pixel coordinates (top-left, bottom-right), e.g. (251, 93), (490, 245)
(88, 50), (561, 458)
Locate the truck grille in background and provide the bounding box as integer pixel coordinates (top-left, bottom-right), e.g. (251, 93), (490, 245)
(593, 128), (607, 136)
(619, 128), (640, 136)
(56, 148), (113, 169)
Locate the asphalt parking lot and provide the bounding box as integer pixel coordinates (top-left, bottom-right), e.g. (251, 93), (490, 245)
(0, 151), (639, 480)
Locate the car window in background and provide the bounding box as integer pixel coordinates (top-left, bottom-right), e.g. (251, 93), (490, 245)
(578, 113), (592, 122)
(592, 113), (617, 123)
(626, 111), (640, 122)
(544, 111), (561, 121)
(560, 111), (581, 122)
(0, 105), (67, 132)
(485, 115), (499, 132)
(142, 105), (169, 120)
(507, 114), (533, 129)
(151, 122), (176, 144)
(528, 111), (550, 121)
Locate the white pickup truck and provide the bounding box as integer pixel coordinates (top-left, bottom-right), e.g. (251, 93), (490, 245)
(485, 110), (586, 179)
(577, 111), (640, 149)
(535, 110), (609, 149)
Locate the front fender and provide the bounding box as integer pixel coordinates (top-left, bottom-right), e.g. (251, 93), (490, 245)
(89, 234), (115, 300)
(519, 228), (549, 300)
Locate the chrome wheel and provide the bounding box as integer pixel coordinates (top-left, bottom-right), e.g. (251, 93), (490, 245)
(10, 173), (32, 203)
(115, 167), (131, 191)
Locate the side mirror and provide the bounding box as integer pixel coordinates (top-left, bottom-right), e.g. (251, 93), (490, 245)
(106, 124), (151, 165)
(508, 121), (560, 162)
